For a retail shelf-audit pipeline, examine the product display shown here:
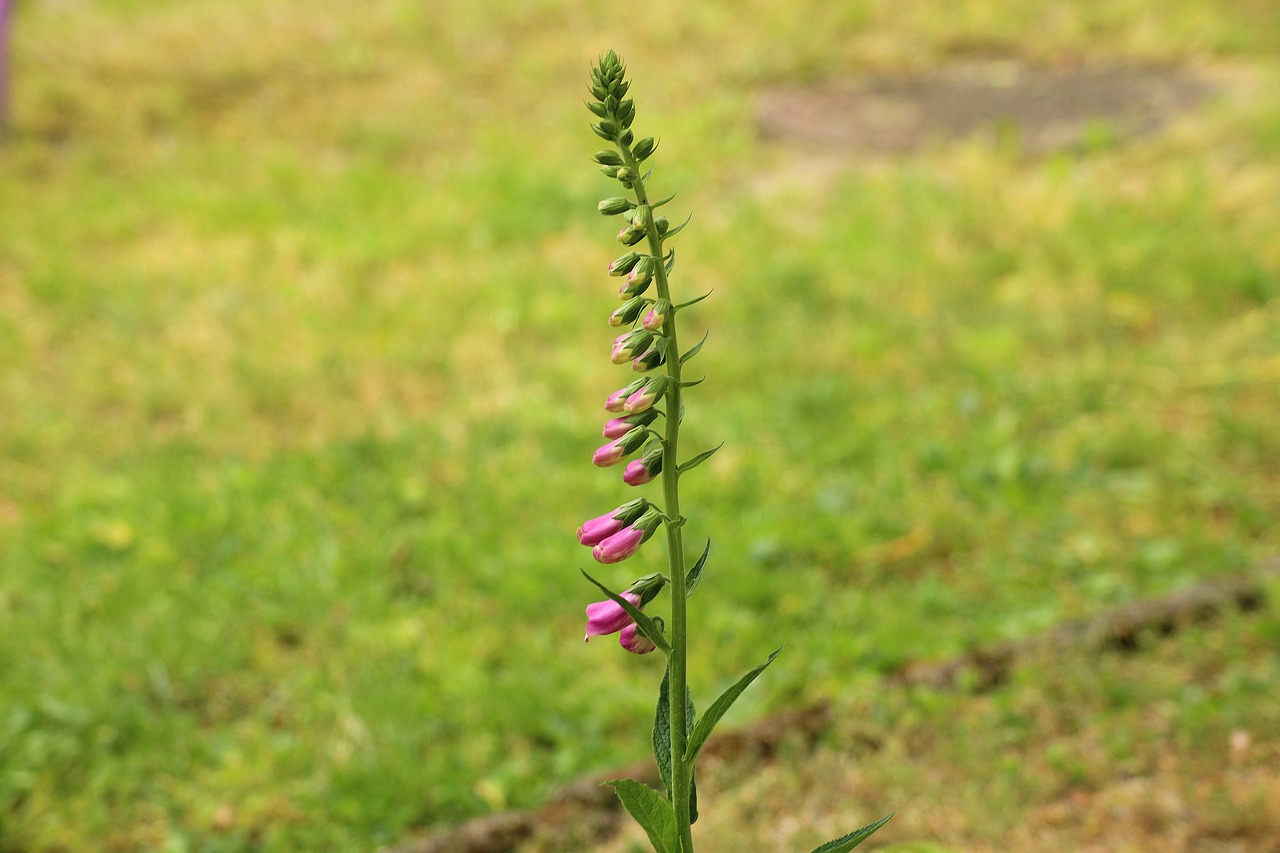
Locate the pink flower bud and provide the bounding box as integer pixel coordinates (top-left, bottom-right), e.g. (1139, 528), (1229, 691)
(603, 417), (634, 439)
(624, 446), (663, 486)
(642, 298), (670, 331)
(584, 591), (642, 641)
(611, 330), (653, 365)
(576, 513), (626, 546)
(592, 525), (646, 563)
(624, 377), (668, 413)
(606, 380), (646, 413)
(619, 623), (657, 654)
(623, 459), (657, 485)
(592, 438), (627, 467)
(632, 347), (665, 372)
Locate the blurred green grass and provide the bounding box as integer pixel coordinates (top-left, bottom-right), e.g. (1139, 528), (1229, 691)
(1, 0), (1278, 850)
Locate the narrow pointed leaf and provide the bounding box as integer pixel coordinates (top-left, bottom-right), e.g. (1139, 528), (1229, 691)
(684, 648), (781, 763)
(581, 570), (671, 654)
(685, 540), (710, 598)
(678, 443), (723, 475)
(678, 331), (709, 366)
(663, 213), (693, 238)
(807, 812), (895, 853)
(606, 779), (679, 853)
(674, 290), (713, 310)
(650, 192), (676, 208)
(665, 248), (676, 275)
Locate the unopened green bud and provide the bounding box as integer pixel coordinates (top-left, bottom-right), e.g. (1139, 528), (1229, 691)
(620, 129), (634, 146)
(630, 205), (651, 230)
(600, 165), (620, 178)
(615, 166), (634, 182)
(599, 197), (632, 216)
(632, 137), (657, 161)
(608, 251), (641, 276)
(594, 150), (623, 166)
(642, 298), (670, 331)
(616, 225), (645, 246)
(654, 216), (670, 236)
(627, 255), (654, 288)
(610, 297), (647, 327)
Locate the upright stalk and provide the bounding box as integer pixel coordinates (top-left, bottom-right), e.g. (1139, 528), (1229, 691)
(620, 141), (693, 851)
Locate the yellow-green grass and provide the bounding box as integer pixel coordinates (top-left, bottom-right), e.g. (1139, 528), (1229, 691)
(1, 1), (1278, 850)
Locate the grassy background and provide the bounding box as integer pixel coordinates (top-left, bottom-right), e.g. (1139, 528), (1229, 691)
(1, 1), (1278, 851)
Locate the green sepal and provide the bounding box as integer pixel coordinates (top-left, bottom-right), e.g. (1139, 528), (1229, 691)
(605, 779), (679, 853)
(581, 570), (671, 654)
(684, 648), (782, 764)
(586, 99), (608, 117)
(678, 443), (722, 475)
(595, 149), (624, 166)
(685, 539), (710, 598)
(679, 331), (708, 366)
(806, 813), (895, 853)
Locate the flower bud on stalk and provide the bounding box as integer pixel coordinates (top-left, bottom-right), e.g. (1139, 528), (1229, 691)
(616, 225), (646, 246)
(592, 507), (663, 564)
(611, 330), (653, 364)
(576, 498), (651, 545)
(619, 622), (657, 654)
(603, 408), (658, 439)
(592, 425), (649, 467)
(632, 346), (666, 372)
(630, 204), (651, 231)
(610, 297), (648, 327)
(632, 136), (657, 161)
(642, 298), (670, 331)
(594, 150), (623, 166)
(624, 443), (664, 486)
(624, 376), (668, 413)
(605, 379), (647, 412)
(598, 197), (633, 215)
(608, 251), (641, 276)
(627, 255), (655, 289)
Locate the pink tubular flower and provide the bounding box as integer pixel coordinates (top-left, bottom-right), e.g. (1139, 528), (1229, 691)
(584, 591), (641, 641)
(592, 524), (646, 563)
(619, 623), (657, 654)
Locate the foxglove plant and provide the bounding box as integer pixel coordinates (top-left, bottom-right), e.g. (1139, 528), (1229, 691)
(574, 51), (893, 852)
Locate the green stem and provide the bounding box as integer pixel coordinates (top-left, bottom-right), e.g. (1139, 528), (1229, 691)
(620, 144), (694, 853)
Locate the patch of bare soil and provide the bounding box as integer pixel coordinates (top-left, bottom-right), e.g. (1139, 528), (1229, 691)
(757, 64), (1217, 154)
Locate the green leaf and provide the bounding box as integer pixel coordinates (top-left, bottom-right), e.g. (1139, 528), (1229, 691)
(684, 648), (781, 763)
(652, 664), (698, 823)
(678, 443), (723, 475)
(580, 570), (671, 654)
(807, 813), (895, 853)
(606, 779), (680, 853)
(674, 290), (713, 310)
(663, 213), (693, 238)
(685, 540), (710, 598)
(652, 665), (675, 797)
(665, 248), (676, 275)
(650, 192), (677, 208)
(678, 331), (709, 366)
